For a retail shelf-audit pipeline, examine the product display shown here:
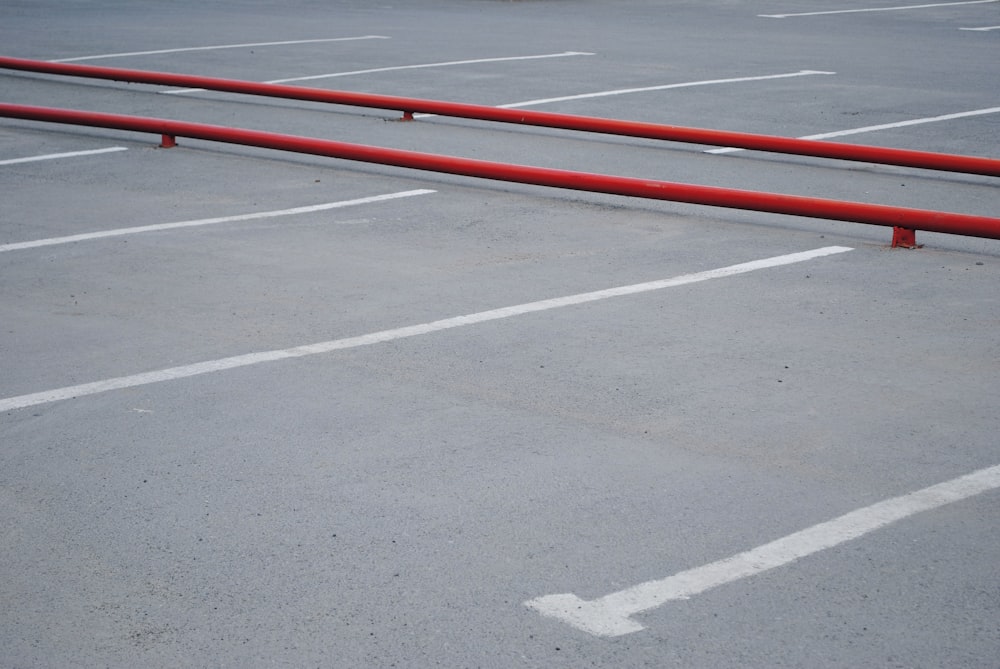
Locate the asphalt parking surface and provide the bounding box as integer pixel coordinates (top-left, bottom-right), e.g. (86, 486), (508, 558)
(2, 1), (999, 667)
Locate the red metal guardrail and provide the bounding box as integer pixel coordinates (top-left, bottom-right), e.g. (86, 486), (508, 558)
(2, 56), (999, 179)
(2, 102), (999, 244)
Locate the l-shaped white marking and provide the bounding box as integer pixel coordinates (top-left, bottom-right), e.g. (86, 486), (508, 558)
(526, 463), (1000, 636)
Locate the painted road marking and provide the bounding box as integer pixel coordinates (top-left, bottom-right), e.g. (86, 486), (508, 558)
(0, 246), (851, 412)
(497, 70), (835, 109)
(0, 190), (435, 254)
(162, 52), (595, 95)
(0, 146), (128, 166)
(760, 0), (999, 18)
(960, 24), (1000, 29)
(526, 463), (1000, 637)
(413, 70), (835, 119)
(706, 106), (1000, 154)
(49, 36), (390, 63)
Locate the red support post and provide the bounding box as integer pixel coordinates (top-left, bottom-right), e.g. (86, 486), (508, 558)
(2, 102), (999, 244)
(892, 227), (919, 248)
(159, 134), (176, 148)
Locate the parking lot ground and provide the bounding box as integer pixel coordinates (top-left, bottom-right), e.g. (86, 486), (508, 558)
(2, 1), (998, 667)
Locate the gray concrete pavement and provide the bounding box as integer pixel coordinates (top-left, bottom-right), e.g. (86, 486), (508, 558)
(2, 1), (998, 666)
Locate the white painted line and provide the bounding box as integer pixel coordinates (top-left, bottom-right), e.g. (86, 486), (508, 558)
(0, 189), (435, 253)
(0, 146), (128, 166)
(0, 246), (851, 412)
(413, 70), (835, 119)
(49, 36), (390, 63)
(760, 0), (998, 18)
(526, 463), (1000, 637)
(496, 70), (835, 109)
(161, 51), (595, 95)
(706, 106), (1000, 154)
(960, 24), (1000, 29)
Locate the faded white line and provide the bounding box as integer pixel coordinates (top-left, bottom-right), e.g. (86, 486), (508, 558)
(706, 106), (1000, 154)
(497, 70), (835, 109)
(960, 24), (1000, 29)
(413, 70), (835, 119)
(526, 463), (1000, 637)
(0, 189), (435, 253)
(50, 36), (390, 63)
(0, 246), (851, 412)
(761, 0), (998, 18)
(0, 146), (128, 166)
(162, 51), (595, 95)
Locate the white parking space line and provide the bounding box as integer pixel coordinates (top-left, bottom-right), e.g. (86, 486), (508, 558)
(706, 106), (1000, 154)
(526, 463), (1000, 637)
(0, 246), (851, 412)
(413, 70), (835, 119)
(960, 24), (1000, 29)
(760, 0), (998, 18)
(497, 70), (835, 109)
(0, 146), (128, 165)
(49, 36), (390, 63)
(0, 189), (434, 254)
(162, 52), (595, 95)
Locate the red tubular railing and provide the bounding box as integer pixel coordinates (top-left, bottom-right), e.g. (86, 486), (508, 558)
(2, 102), (999, 242)
(2, 56), (999, 178)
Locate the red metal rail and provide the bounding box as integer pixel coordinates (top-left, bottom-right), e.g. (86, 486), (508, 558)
(2, 56), (999, 178)
(2, 102), (999, 243)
